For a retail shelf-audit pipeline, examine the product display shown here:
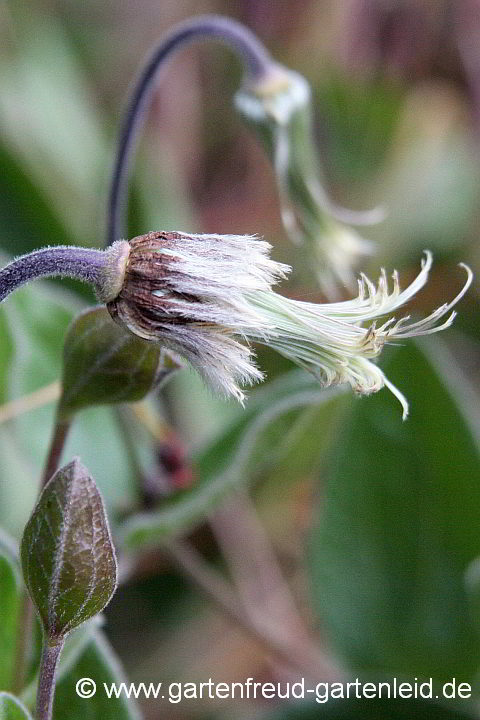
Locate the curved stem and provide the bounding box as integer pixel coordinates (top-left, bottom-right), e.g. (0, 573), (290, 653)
(106, 14), (274, 247)
(0, 246), (108, 303)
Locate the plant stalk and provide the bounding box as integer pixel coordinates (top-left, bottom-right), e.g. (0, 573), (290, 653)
(41, 419), (72, 488)
(35, 640), (64, 720)
(0, 246), (109, 304)
(107, 14), (275, 246)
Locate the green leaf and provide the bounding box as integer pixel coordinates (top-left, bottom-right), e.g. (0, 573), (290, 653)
(266, 697), (475, 720)
(0, 281), (81, 537)
(0, 142), (71, 259)
(121, 371), (344, 549)
(309, 340), (480, 682)
(0, 308), (14, 405)
(0, 552), (22, 691)
(316, 73), (403, 183)
(53, 630), (141, 720)
(21, 459), (117, 641)
(0, 528), (20, 569)
(58, 306), (180, 421)
(0, 281), (154, 539)
(0, 11), (109, 247)
(0, 693), (33, 720)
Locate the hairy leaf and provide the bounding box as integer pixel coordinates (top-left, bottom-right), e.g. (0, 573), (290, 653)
(58, 306), (181, 420)
(20, 459), (117, 641)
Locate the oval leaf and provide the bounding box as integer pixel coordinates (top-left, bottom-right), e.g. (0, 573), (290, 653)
(20, 459), (117, 642)
(58, 306), (181, 420)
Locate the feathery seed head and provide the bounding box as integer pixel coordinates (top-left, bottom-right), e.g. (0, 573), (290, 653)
(107, 233), (472, 417)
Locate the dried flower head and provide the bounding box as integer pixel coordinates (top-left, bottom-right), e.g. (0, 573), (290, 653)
(108, 232), (472, 417)
(107, 231), (288, 402)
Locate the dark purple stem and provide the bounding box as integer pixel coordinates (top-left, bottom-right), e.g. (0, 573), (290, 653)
(36, 640), (64, 720)
(41, 420), (71, 489)
(0, 246), (108, 303)
(106, 14), (274, 247)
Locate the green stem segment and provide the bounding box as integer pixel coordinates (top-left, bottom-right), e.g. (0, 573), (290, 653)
(107, 14), (276, 246)
(35, 640), (64, 720)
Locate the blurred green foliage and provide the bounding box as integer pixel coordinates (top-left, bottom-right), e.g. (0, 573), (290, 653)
(0, 1), (479, 720)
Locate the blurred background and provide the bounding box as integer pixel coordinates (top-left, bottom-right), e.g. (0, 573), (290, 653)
(0, 1), (480, 719)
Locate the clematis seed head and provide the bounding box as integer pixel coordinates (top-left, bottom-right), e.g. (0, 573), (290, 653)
(107, 232), (472, 416)
(107, 231), (288, 403)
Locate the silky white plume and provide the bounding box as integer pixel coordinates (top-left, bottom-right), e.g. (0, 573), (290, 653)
(108, 232), (472, 416)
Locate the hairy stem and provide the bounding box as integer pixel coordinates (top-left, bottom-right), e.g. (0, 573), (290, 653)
(0, 246), (108, 303)
(35, 640), (64, 720)
(107, 14), (275, 246)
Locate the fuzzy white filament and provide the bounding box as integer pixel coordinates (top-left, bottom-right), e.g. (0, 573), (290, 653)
(109, 233), (472, 417)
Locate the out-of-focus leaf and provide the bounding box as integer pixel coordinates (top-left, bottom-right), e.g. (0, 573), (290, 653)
(0, 280), (79, 538)
(309, 341), (480, 682)
(0, 694), (33, 720)
(0, 142), (71, 258)
(0, 552), (21, 691)
(0, 308), (13, 405)
(266, 697), (475, 720)
(121, 371), (344, 549)
(52, 630), (141, 720)
(21, 459), (117, 642)
(0, 11), (108, 246)
(58, 307), (180, 421)
(317, 74), (403, 184)
(0, 281), (154, 538)
(376, 84), (480, 259)
(0, 528), (19, 569)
